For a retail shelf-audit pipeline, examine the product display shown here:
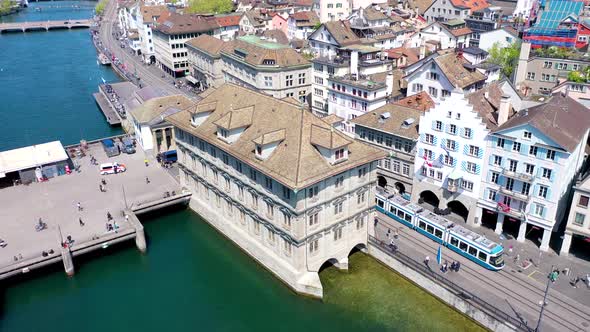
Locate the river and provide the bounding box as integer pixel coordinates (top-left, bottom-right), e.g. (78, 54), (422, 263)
(0, 3), (484, 331)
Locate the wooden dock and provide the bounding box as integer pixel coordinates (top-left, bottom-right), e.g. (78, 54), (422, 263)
(93, 92), (121, 125)
(0, 19), (93, 33)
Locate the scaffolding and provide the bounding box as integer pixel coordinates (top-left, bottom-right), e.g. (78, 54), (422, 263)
(523, 0), (585, 48)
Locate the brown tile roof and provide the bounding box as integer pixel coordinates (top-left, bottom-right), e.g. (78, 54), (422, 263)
(243, 10), (268, 27)
(214, 105), (254, 130)
(363, 6), (389, 21)
(221, 36), (309, 68)
(321, 114), (344, 125)
(154, 13), (220, 35)
(293, 0), (313, 7)
(290, 11), (319, 27)
(386, 47), (420, 67)
(465, 82), (512, 129)
(494, 93), (590, 153)
(434, 52), (486, 89)
(324, 21), (360, 46)
(166, 84), (386, 189)
(186, 34), (226, 57)
(140, 5), (168, 23)
(350, 103), (422, 140)
(310, 124), (352, 149)
(214, 14), (242, 27)
(450, 27), (473, 36)
(260, 29), (289, 44)
(252, 129), (286, 145)
(129, 95), (193, 124)
(407, 0), (433, 14)
(450, 0), (490, 11)
(394, 91), (434, 111)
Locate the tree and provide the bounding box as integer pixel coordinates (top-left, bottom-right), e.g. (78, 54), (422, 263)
(567, 71), (586, 83)
(186, 0), (233, 14)
(488, 41), (520, 78)
(95, 0), (107, 15)
(0, 0), (15, 16)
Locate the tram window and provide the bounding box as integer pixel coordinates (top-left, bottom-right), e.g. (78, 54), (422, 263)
(397, 210), (404, 219)
(389, 206), (396, 214)
(450, 237), (459, 246)
(490, 255), (504, 267)
(468, 247), (477, 256)
(404, 214), (412, 222)
(434, 229), (443, 238)
(459, 242), (468, 251)
(426, 225), (434, 234)
(478, 251), (487, 261)
(377, 199), (384, 208)
(419, 221), (426, 229)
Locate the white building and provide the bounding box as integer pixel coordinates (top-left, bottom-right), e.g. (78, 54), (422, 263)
(478, 27), (520, 52)
(213, 13), (242, 41)
(166, 83), (385, 298)
(308, 20), (361, 59)
(417, 21), (472, 50)
(477, 93), (590, 251)
(287, 11), (320, 40)
(560, 172), (590, 256)
(423, 0), (490, 23)
(137, 5), (169, 64)
(314, 0), (352, 22)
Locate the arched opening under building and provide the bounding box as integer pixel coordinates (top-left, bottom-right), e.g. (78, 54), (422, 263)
(377, 176), (387, 188)
(349, 243), (367, 257)
(568, 234), (590, 261)
(318, 258), (340, 273)
(394, 182), (406, 194)
(480, 208), (498, 230)
(447, 200), (469, 222)
(149, 55), (156, 64)
(418, 190), (439, 209)
(524, 224), (544, 247)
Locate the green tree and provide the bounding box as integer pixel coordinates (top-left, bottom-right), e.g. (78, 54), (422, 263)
(0, 0), (15, 16)
(186, 0), (233, 14)
(567, 71), (586, 82)
(488, 41), (520, 78)
(95, 0), (107, 15)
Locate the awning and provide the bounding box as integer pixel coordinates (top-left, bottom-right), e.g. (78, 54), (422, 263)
(185, 75), (198, 84)
(448, 169), (463, 180)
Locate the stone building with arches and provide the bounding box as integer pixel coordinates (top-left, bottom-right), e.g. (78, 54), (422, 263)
(166, 84), (385, 298)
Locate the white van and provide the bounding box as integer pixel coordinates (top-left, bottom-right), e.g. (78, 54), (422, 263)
(99, 162), (126, 175)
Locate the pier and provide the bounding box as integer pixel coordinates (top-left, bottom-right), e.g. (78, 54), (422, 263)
(0, 137), (190, 281)
(0, 19), (93, 33)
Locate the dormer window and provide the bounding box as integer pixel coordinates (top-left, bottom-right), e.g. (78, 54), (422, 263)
(262, 59), (276, 65)
(219, 128), (229, 138)
(335, 148), (345, 160)
(213, 105), (254, 144)
(253, 129), (286, 160)
(191, 101), (217, 127)
(310, 124), (351, 165)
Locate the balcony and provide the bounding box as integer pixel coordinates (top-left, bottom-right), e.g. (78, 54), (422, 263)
(499, 187), (530, 202)
(502, 169), (534, 182)
(496, 202), (525, 219)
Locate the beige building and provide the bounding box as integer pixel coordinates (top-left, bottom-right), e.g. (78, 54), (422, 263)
(186, 35), (226, 91)
(560, 172), (590, 256)
(166, 84), (385, 298)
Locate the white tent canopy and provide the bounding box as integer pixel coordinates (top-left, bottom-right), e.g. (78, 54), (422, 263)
(0, 141), (68, 178)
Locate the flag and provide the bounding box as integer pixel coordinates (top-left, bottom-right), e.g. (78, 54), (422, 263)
(436, 246), (442, 265)
(101, 77), (106, 84)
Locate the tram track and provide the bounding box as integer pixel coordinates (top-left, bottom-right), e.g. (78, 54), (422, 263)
(382, 221), (589, 332)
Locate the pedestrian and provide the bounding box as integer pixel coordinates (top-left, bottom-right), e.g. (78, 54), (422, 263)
(571, 276), (580, 288)
(125, 214), (129, 222)
(101, 178), (106, 185)
(450, 261), (457, 271)
(146, 176), (150, 184)
(424, 256), (430, 267)
(508, 245), (513, 256)
(144, 158), (149, 167)
(77, 202), (82, 211)
(99, 184), (103, 192)
(107, 212), (112, 221)
(79, 218), (84, 226)
(455, 261), (461, 272)
(442, 260), (448, 273)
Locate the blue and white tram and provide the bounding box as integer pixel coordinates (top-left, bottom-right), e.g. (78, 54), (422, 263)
(375, 193), (504, 271)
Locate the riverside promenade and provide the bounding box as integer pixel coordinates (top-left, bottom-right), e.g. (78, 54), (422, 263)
(0, 139), (190, 280)
(372, 211), (590, 332)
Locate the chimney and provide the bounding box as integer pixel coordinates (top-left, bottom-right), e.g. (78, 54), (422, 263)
(514, 42), (532, 89)
(386, 71), (394, 97)
(419, 45), (426, 60)
(350, 50), (359, 78)
(498, 95), (511, 126)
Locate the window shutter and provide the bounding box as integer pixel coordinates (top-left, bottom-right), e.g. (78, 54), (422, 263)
(461, 161), (467, 171)
(469, 130), (473, 139)
(550, 170), (555, 182)
(460, 127), (464, 137)
(477, 148), (483, 159)
(420, 133), (425, 142)
(520, 144), (528, 156)
(463, 144), (469, 155)
(453, 158), (458, 167)
(486, 171), (491, 182)
(418, 148), (424, 157)
(541, 206), (547, 218)
(534, 183), (539, 196)
(505, 140), (512, 151)
(537, 147), (545, 158)
(547, 187), (552, 200)
(536, 167), (542, 178)
(475, 164), (481, 175)
(445, 123), (450, 132)
(431, 120), (437, 130)
(441, 138), (447, 148)
(433, 136), (438, 145)
(488, 155), (494, 165)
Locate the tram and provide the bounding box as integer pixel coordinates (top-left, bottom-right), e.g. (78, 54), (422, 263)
(376, 193), (504, 271)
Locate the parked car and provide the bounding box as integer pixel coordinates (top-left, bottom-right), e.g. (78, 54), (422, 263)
(101, 139), (120, 157)
(100, 162), (126, 175)
(122, 137), (135, 154)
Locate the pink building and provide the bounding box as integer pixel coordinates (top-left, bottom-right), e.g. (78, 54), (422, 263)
(271, 12), (289, 35)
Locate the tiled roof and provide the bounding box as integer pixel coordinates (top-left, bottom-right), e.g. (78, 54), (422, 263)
(465, 82), (511, 130)
(363, 6), (388, 21)
(221, 36), (309, 68)
(394, 91), (434, 111)
(450, 27), (473, 36)
(186, 34), (226, 57)
(310, 125), (352, 149)
(350, 103), (422, 140)
(129, 95), (193, 124)
(214, 105), (254, 130)
(260, 29), (289, 44)
(290, 11), (319, 27)
(450, 0), (490, 12)
(214, 14), (242, 27)
(434, 52), (486, 88)
(166, 84), (386, 189)
(321, 114), (344, 125)
(154, 13), (219, 35)
(494, 93), (590, 153)
(140, 5), (168, 23)
(324, 21), (360, 46)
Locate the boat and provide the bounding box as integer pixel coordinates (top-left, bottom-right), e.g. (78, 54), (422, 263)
(98, 53), (111, 66)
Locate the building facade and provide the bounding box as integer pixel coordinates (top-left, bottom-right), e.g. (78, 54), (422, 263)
(166, 84), (385, 298)
(186, 35), (226, 90)
(560, 173), (590, 256)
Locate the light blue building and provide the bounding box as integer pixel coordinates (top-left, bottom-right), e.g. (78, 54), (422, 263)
(477, 93), (590, 251)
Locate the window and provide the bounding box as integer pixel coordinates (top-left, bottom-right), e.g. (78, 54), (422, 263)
(543, 61), (552, 68)
(442, 90), (451, 98)
(358, 167), (367, 178)
(525, 164), (535, 175)
(309, 213), (319, 226)
(251, 192), (258, 209)
(336, 3), (342, 8)
(488, 190), (497, 201)
(335, 175), (344, 189)
(427, 72), (439, 80)
(314, 76), (324, 84)
(356, 218), (365, 230)
(266, 202), (274, 218)
(423, 149), (434, 161)
(461, 180), (473, 191)
(282, 185), (291, 199)
(512, 142), (521, 152)
(392, 160), (401, 173)
(541, 168), (552, 180)
(526, 72), (535, 80)
(210, 146), (217, 158)
(447, 111), (452, 118)
(249, 168), (257, 182)
(529, 146), (538, 156)
(334, 202), (343, 215)
(335, 148), (346, 160)
(285, 74), (293, 87)
(224, 177), (231, 190)
(443, 155), (454, 166)
(496, 138), (505, 148)
(428, 87), (438, 98)
(434, 121), (443, 131)
(333, 228), (343, 241)
(253, 220), (260, 234)
(402, 164), (410, 176)
(466, 162), (477, 173)
(313, 63), (323, 72)
(450, 237), (459, 247)
(357, 192), (366, 204)
(468, 145), (480, 157)
(509, 160), (517, 172)
(523, 131), (532, 139)
(446, 139), (457, 151)
(314, 88), (323, 96)
(308, 186), (319, 199)
(522, 182), (530, 195)
(579, 195), (589, 207)
(235, 161), (243, 173)
(283, 239), (291, 255)
(212, 170), (219, 183)
(265, 176), (273, 190)
(219, 128), (229, 138)
(574, 213), (586, 226)
(493, 155), (502, 166)
(538, 185), (548, 199)
(456, 113), (461, 120)
(546, 149), (556, 160)
(449, 124), (457, 135)
(309, 240), (319, 253)
(327, 3), (333, 7)
(534, 204), (545, 217)
(298, 73), (306, 85)
(425, 133), (435, 144)
(491, 172), (499, 184)
(264, 76), (272, 87)
(463, 128), (472, 138)
(412, 83), (423, 92)
(468, 247), (477, 256)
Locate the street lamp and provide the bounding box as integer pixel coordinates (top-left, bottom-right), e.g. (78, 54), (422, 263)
(534, 265), (554, 332)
